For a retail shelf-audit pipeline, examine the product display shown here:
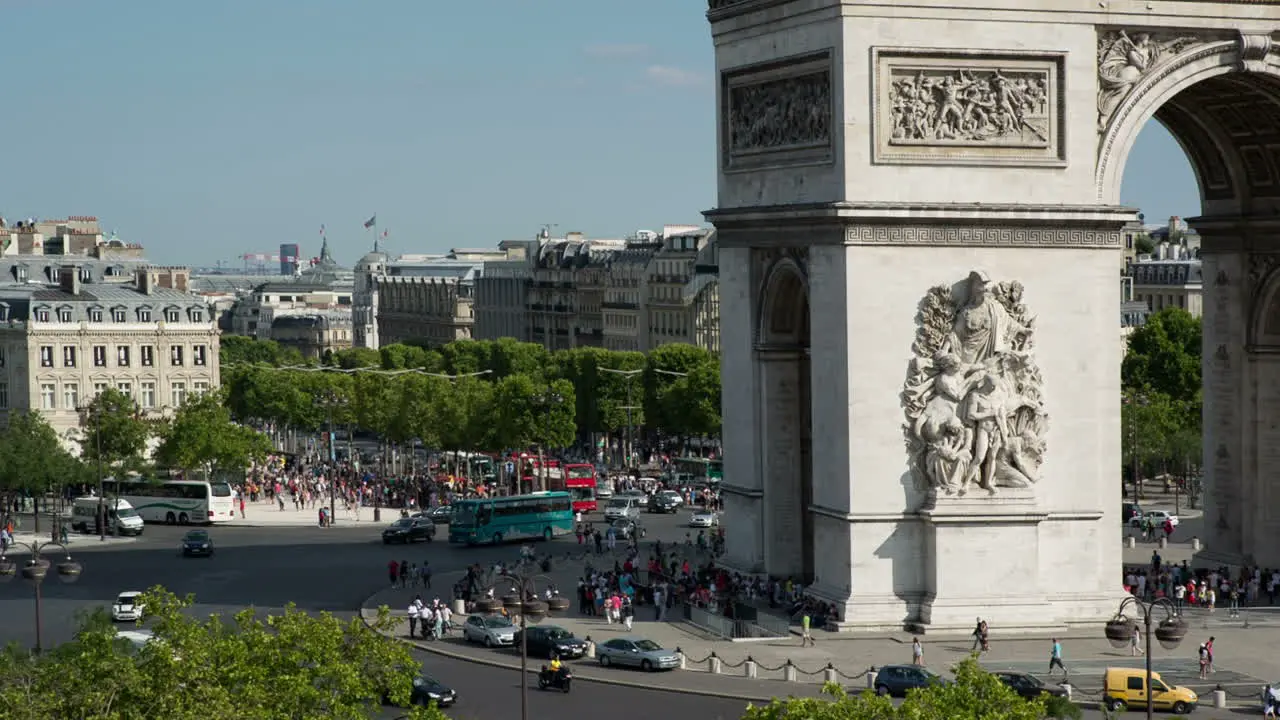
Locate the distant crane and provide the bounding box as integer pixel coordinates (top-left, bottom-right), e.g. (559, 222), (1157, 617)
(240, 252), (281, 274)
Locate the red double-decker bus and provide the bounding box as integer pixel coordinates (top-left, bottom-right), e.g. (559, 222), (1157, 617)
(556, 463), (598, 513)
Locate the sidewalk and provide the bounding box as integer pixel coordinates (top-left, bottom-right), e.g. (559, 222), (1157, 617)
(362, 562), (1274, 710)
(224, 499), (390, 528)
(3, 531), (136, 553)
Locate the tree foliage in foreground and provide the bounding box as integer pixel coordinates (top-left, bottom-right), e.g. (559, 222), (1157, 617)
(0, 587), (446, 720)
(740, 657), (1066, 720)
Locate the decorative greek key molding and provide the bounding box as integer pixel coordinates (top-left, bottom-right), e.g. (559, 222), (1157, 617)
(846, 225), (1120, 248)
(872, 49), (1066, 167)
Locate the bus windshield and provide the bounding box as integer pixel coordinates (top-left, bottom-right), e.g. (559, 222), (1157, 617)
(451, 503), (479, 527)
(211, 483), (233, 497)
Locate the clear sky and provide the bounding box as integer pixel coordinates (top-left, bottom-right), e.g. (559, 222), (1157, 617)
(1, 0), (1196, 266)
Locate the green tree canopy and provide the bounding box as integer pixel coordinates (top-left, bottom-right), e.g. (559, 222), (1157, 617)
(1123, 307), (1201, 406)
(81, 388), (151, 477)
(0, 587), (446, 720)
(154, 391), (272, 479)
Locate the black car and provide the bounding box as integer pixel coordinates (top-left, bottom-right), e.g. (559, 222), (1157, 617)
(513, 625), (590, 660)
(408, 674), (456, 707)
(994, 671), (1068, 699)
(382, 517), (434, 544)
(872, 664), (947, 697)
(180, 530), (214, 557)
(382, 672), (457, 708)
(649, 491), (682, 514)
(424, 505), (453, 525)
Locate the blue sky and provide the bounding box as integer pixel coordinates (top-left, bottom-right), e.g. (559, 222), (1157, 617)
(1, 0), (1195, 266)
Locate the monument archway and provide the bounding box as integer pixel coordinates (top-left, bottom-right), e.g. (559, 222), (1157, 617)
(755, 255), (814, 583)
(707, 0), (1280, 632)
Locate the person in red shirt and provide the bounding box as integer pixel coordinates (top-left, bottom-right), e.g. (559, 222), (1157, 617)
(388, 560), (399, 587)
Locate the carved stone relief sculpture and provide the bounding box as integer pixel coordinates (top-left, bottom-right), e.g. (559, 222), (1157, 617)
(722, 53), (833, 171)
(888, 68), (1049, 146)
(902, 271), (1049, 496)
(1097, 30), (1199, 131)
(1249, 253), (1280, 295)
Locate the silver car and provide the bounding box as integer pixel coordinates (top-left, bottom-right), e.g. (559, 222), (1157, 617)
(462, 614), (516, 648)
(596, 637), (681, 671)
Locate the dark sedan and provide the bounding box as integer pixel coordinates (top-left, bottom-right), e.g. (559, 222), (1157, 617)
(994, 671), (1069, 699)
(649, 491), (682, 514)
(424, 505), (453, 524)
(513, 625), (590, 660)
(381, 672), (457, 709)
(382, 517), (434, 544)
(872, 664), (947, 697)
(180, 530), (214, 557)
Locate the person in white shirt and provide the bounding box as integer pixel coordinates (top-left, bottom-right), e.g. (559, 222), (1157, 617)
(407, 599), (421, 638)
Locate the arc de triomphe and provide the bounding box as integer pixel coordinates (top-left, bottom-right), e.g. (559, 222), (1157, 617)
(707, 0), (1280, 632)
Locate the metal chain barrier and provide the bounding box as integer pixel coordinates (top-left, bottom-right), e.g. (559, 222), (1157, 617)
(790, 660), (830, 676)
(832, 665), (869, 681)
(751, 657), (789, 673)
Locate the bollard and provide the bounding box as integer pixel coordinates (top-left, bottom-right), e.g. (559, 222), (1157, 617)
(1061, 683), (1072, 701)
(824, 665), (837, 684)
(451, 599), (465, 616)
(676, 648), (687, 670)
(709, 656), (722, 674)
(1125, 536), (1136, 549)
(1158, 536), (1168, 548)
(745, 659), (758, 679)
(1213, 689), (1226, 708)
(783, 661), (798, 683)
(867, 668), (878, 690)
(1192, 537), (1202, 551)
(584, 637), (595, 659)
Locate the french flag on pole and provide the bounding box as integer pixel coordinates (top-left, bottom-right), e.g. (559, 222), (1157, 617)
(363, 215), (376, 229)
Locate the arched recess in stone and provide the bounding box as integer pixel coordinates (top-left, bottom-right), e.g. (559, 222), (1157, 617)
(1251, 269), (1280, 348)
(1097, 37), (1280, 216)
(756, 257), (815, 583)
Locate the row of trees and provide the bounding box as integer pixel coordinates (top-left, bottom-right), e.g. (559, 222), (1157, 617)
(1121, 307), (1202, 499)
(0, 388), (271, 508)
(0, 588), (444, 720)
(221, 336), (723, 452)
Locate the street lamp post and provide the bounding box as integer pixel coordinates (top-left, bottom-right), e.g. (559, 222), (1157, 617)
(319, 393), (347, 527)
(0, 541), (83, 653)
(652, 368), (690, 463)
(537, 390), (564, 493)
(1104, 596), (1188, 720)
(599, 368), (642, 472)
(1124, 392), (1148, 510)
(473, 562), (569, 720)
(76, 401), (106, 542)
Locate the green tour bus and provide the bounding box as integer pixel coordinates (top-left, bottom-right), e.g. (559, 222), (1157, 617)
(448, 491), (574, 545)
(673, 457), (723, 485)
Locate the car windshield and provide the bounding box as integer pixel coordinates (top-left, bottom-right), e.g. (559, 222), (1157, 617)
(185, 532), (208, 541)
(211, 482), (233, 497)
(484, 617), (513, 628)
(634, 639), (662, 652)
(115, 507), (139, 518)
(607, 499), (629, 508)
(1020, 674), (1042, 687)
(117, 596), (136, 606)
(545, 628), (570, 640)
(391, 519), (412, 528)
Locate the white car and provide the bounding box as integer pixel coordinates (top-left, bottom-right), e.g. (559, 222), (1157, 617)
(112, 591), (144, 622)
(462, 614), (516, 648)
(1130, 510), (1179, 527)
(115, 629), (155, 650)
(604, 497), (640, 521)
(619, 490), (649, 507)
(689, 510), (720, 528)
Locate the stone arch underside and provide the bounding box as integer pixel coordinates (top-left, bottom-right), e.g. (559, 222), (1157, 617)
(756, 260), (815, 583)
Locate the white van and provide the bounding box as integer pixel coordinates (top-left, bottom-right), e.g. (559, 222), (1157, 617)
(71, 497), (145, 536)
(603, 496), (640, 521)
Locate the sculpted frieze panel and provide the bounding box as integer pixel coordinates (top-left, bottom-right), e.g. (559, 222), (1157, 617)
(722, 53), (833, 171)
(873, 49), (1065, 167)
(1097, 30), (1201, 132)
(847, 225), (1119, 248)
(902, 272), (1048, 497)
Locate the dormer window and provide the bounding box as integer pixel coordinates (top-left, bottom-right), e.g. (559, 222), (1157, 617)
(46, 267), (57, 282)
(137, 307), (152, 322)
(88, 306), (103, 322)
(111, 306), (126, 322)
(0, 303), (9, 322)
(188, 307), (203, 322)
(164, 307), (180, 323)
(79, 267), (92, 283)
(35, 306), (49, 322)
(56, 306), (72, 323)
(13, 266), (27, 282)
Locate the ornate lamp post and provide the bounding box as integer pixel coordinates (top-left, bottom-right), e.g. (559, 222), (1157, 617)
(1104, 596), (1188, 720)
(473, 562), (569, 720)
(0, 541), (83, 652)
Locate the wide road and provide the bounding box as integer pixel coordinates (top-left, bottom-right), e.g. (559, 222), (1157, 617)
(0, 513), (1240, 719)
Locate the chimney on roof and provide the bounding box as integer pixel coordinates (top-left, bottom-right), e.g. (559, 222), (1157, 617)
(59, 266), (81, 296)
(136, 267), (153, 295)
